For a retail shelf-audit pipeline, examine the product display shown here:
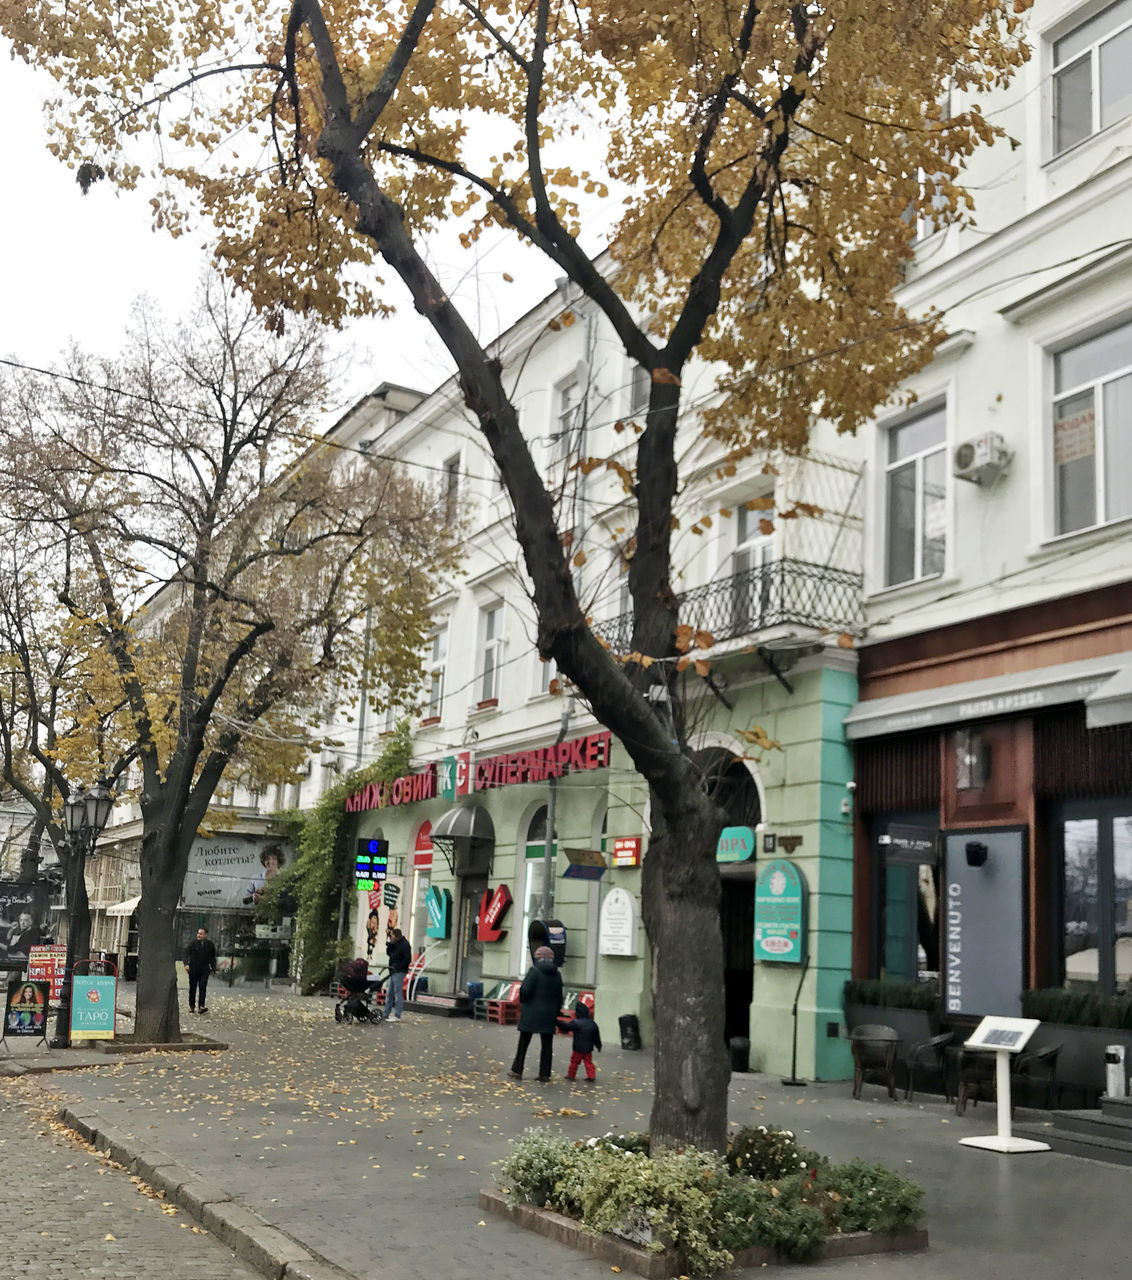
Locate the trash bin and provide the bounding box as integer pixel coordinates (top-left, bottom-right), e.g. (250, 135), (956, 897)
(466, 981), (483, 1016)
(619, 1014), (642, 1051)
(729, 1036), (750, 1073)
(1106, 1044), (1126, 1098)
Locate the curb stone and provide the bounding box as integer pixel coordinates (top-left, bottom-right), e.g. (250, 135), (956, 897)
(49, 1094), (360, 1280)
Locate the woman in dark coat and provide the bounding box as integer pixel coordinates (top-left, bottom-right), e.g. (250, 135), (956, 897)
(508, 946), (564, 1082)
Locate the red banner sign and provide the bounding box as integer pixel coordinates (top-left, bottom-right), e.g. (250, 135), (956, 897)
(474, 731), (611, 791)
(476, 884), (513, 942)
(345, 763), (438, 814)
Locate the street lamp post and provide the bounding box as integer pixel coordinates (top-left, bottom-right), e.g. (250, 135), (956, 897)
(50, 781), (114, 1049)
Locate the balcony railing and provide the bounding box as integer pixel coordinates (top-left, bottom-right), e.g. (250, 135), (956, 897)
(591, 558), (863, 653)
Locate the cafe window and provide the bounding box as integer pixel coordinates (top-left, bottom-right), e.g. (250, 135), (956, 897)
(1054, 800), (1132, 993)
(872, 812), (941, 984)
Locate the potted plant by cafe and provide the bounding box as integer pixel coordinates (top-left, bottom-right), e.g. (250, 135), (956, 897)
(843, 978), (940, 1047)
(1021, 988), (1132, 1107)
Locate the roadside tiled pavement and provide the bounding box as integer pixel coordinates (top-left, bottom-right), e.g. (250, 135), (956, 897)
(1, 1075), (259, 1279)
(25, 986), (1132, 1280)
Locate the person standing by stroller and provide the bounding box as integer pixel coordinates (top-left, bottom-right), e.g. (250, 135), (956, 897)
(384, 927), (411, 1023)
(557, 1000), (602, 1082)
(184, 927), (217, 1014)
(508, 946), (563, 1083)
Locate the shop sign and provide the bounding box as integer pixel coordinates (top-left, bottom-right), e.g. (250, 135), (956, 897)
(440, 752), (472, 801)
(70, 973), (117, 1041)
(28, 945), (66, 1000)
(598, 887), (638, 957)
(425, 886), (452, 939)
(5, 980), (49, 1037)
(611, 837), (642, 868)
(474, 731), (612, 791)
(413, 821), (434, 870)
(754, 859), (807, 965)
(354, 838), (389, 890)
(344, 763), (439, 814)
(716, 825), (756, 863)
(880, 824), (938, 864)
(943, 830), (1023, 1017)
(563, 848), (607, 881)
(476, 884), (513, 942)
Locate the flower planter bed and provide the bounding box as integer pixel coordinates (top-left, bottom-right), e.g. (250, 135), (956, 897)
(495, 1125), (927, 1277)
(478, 1188), (928, 1279)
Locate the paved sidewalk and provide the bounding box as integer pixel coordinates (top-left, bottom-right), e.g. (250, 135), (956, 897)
(0, 1074), (259, 1279)
(27, 987), (1132, 1280)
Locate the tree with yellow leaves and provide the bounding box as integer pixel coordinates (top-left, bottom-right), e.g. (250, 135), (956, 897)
(2, 0), (1031, 1143)
(0, 281), (457, 1042)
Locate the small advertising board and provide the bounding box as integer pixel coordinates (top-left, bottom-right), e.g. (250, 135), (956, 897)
(611, 837), (642, 868)
(754, 859), (808, 965)
(27, 944), (67, 1001)
(69, 969), (117, 1041)
(716, 825), (756, 863)
(4, 980), (49, 1039)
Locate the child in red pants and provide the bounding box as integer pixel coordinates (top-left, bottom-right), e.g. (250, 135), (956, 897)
(557, 1001), (602, 1082)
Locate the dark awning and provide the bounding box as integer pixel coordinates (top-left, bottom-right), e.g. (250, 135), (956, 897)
(431, 804), (495, 843)
(844, 652), (1125, 741)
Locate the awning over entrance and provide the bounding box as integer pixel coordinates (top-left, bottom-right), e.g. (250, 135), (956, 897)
(844, 652), (1128, 741)
(1086, 662), (1132, 729)
(431, 804), (494, 842)
(105, 895), (141, 917)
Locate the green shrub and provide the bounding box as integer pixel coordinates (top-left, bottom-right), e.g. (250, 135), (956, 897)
(499, 1128), (577, 1208)
(1022, 987), (1132, 1030)
(765, 1160), (921, 1240)
(578, 1147), (736, 1277)
(712, 1176), (826, 1260)
(582, 1130), (651, 1155)
(726, 1125), (820, 1180)
(843, 978), (938, 1010)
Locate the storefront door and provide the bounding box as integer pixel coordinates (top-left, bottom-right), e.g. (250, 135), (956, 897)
(456, 876), (487, 991)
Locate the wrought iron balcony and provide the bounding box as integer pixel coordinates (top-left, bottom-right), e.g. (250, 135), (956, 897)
(591, 558), (863, 653)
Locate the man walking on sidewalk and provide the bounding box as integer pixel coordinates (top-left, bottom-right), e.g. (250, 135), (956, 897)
(184, 927), (218, 1014)
(384, 927), (411, 1022)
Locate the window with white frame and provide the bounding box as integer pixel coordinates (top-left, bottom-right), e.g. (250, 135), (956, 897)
(1052, 318), (1132, 536)
(883, 404), (947, 588)
(552, 379), (581, 466)
(1052, 0), (1132, 156)
(478, 602), (504, 703)
(426, 625), (448, 719)
(730, 502), (776, 632)
(629, 362), (651, 417)
(443, 453), (460, 523)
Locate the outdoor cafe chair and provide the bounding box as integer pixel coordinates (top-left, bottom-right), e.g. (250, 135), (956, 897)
(850, 1024), (900, 1100)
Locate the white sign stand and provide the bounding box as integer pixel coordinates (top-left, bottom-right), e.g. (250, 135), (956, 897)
(958, 1016), (1050, 1154)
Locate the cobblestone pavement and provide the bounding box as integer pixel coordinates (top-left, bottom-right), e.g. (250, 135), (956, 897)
(35, 987), (1132, 1280)
(1, 1075), (258, 1279)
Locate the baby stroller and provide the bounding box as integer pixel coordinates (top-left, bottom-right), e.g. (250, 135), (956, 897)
(334, 959), (387, 1024)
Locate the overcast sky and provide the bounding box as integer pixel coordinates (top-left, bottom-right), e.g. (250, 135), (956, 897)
(0, 53), (585, 424)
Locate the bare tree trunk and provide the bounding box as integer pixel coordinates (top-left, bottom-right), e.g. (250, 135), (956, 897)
(134, 819), (186, 1043)
(642, 788), (730, 1151)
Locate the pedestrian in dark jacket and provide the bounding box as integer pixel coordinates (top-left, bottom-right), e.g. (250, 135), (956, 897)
(509, 946), (563, 1082)
(384, 928), (412, 1023)
(184, 928), (218, 1014)
(557, 1001), (602, 1082)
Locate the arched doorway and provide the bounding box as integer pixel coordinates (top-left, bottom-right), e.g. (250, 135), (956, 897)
(695, 747), (763, 1044)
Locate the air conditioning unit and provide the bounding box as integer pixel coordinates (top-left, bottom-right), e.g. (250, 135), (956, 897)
(953, 432), (1010, 485)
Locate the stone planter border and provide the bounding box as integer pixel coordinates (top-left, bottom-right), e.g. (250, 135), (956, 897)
(478, 1188), (928, 1278)
(94, 1032), (229, 1054)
